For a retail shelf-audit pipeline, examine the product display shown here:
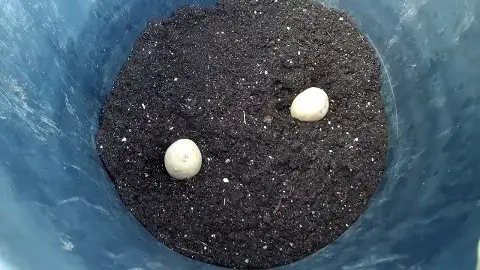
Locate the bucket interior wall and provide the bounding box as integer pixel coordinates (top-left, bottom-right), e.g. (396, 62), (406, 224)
(0, 0), (479, 269)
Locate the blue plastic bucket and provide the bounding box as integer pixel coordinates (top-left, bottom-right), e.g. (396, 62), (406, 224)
(1, 0), (479, 269)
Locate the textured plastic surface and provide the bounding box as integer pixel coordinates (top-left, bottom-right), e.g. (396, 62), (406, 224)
(0, 0), (479, 269)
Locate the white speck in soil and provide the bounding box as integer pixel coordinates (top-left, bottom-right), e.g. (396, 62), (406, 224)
(223, 178), (230, 183)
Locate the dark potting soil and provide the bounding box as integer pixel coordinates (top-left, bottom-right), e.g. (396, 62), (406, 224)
(96, 0), (388, 268)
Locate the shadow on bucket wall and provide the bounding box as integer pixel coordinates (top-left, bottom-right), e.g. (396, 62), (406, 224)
(0, 0), (479, 269)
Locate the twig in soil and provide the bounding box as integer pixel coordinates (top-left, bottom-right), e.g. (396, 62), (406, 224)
(325, 31), (333, 39)
(273, 197), (283, 214)
(176, 246), (201, 255)
(273, 185), (293, 214)
(178, 245), (216, 262)
(196, 240), (208, 247)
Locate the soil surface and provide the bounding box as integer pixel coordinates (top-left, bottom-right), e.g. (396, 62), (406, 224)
(97, 0), (388, 268)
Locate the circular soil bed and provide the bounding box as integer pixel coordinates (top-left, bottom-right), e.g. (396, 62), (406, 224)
(97, 0), (388, 268)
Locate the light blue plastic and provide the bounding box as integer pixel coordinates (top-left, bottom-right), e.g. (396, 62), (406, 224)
(1, 0), (479, 269)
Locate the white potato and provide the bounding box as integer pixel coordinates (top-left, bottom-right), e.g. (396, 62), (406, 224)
(164, 139), (202, 180)
(290, 87), (329, 121)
